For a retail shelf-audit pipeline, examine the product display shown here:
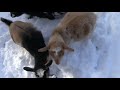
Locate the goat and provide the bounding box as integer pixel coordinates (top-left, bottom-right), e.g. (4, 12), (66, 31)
(0, 17), (53, 78)
(38, 12), (97, 65)
(10, 12), (65, 20)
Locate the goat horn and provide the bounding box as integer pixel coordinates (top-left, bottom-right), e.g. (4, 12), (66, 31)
(63, 43), (74, 52)
(38, 46), (49, 52)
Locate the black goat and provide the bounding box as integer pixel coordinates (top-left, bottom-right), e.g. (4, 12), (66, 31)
(10, 12), (65, 20)
(0, 17), (54, 78)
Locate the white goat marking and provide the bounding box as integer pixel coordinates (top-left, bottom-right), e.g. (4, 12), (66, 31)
(52, 47), (61, 56)
(37, 69), (45, 77)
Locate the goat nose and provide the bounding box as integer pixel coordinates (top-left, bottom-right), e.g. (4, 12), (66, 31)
(55, 59), (60, 65)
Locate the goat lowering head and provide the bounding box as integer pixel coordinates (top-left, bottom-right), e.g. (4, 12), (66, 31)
(23, 60), (53, 78)
(38, 31), (74, 65)
(38, 12), (97, 65)
(0, 17), (54, 78)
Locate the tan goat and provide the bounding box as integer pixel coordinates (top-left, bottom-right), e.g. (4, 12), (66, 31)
(38, 12), (97, 65)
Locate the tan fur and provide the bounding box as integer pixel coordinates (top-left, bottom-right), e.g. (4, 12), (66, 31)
(38, 12), (97, 65)
(9, 21), (35, 46)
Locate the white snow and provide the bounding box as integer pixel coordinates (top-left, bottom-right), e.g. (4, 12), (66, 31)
(0, 12), (120, 78)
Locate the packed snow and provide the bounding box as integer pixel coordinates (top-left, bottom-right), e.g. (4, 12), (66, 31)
(0, 12), (120, 78)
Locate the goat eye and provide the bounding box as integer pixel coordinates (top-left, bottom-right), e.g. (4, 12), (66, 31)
(58, 51), (64, 56)
(50, 51), (55, 54)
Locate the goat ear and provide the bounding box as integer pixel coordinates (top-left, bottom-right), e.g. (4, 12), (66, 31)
(63, 43), (74, 52)
(38, 46), (49, 52)
(23, 67), (34, 72)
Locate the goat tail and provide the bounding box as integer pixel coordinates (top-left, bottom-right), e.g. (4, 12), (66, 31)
(0, 17), (13, 26)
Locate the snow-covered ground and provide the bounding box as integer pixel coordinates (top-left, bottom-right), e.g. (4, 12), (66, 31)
(0, 12), (120, 78)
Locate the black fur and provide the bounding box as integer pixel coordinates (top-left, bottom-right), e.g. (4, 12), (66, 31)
(1, 17), (53, 78)
(23, 67), (34, 72)
(10, 12), (65, 20)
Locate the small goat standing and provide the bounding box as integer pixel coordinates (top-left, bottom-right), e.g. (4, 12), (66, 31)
(1, 18), (53, 78)
(38, 12), (97, 65)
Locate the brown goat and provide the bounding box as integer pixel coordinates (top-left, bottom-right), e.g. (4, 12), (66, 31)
(38, 12), (97, 65)
(1, 18), (53, 78)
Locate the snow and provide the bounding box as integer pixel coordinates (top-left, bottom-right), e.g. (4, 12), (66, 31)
(0, 12), (120, 78)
